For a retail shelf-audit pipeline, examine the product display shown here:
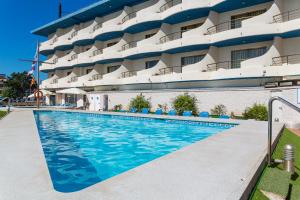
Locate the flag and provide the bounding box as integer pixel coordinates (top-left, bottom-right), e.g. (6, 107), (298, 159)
(27, 44), (38, 76)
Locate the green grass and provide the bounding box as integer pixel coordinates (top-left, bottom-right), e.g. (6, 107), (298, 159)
(251, 129), (300, 199)
(0, 111), (7, 119)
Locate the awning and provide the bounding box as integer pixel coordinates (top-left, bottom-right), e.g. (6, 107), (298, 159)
(56, 88), (87, 95)
(28, 90), (55, 98)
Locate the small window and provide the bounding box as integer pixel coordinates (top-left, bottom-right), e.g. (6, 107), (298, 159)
(181, 23), (203, 32)
(107, 42), (118, 47)
(107, 65), (120, 73)
(181, 55), (205, 66)
(145, 60), (159, 69)
(145, 33), (156, 39)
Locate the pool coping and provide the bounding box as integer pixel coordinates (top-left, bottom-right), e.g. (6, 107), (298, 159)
(0, 109), (284, 200)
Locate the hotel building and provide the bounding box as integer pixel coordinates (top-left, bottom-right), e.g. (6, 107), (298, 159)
(32, 0), (300, 114)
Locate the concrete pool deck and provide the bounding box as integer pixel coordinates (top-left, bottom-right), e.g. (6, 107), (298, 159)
(0, 109), (284, 200)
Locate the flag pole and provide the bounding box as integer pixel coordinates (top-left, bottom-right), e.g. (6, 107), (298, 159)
(37, 41), (40, 109)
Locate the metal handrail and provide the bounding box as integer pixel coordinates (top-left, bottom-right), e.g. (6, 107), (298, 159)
(70, 54), (78, 61)
(121, 41), (138, 51)
(92, 23), (102, 32)
(121, 71), (138, 78)
(159, 30), (186, 44)
(92, 49), (103, 57)
(207, 60), (246, 71)
(70, 30), (78, 39)
(272, 54), (300, 66)
(160, 0), (182, 12)
(268, 97), (300, 165)
(91, 74), (103, 81)
(273, 8), (300, 23)
(159, 66), (182, 75)
(122, 11), (137, 23)
(70, 76), (78, 83)
(206, 16), (254, 34)
(51, 79), (58, 84)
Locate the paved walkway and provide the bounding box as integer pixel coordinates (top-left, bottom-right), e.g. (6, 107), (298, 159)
(0, 110), (284, 200)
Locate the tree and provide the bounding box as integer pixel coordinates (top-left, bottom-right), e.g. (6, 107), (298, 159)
(2, 71), (36, 98)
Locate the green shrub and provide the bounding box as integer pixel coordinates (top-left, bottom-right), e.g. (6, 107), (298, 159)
(211, 104), (227, 116)
(243, 103), (268, 121)
(113, 104), (122, 112)
(129, 94), (151, 112)
(172, 93), (198, 116)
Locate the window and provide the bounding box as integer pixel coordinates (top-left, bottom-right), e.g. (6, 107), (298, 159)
(181, 23), (203, 32)
(181, 55), (205, 66)
(145, 33), (156, 39)
(86, 69), (93, 74)
(231, 9), (267, 29)
(231, 47), (267, 68)
(107, 42), (118, 47)
(145, 60), (159, 69)
(107, 65), (120, 73)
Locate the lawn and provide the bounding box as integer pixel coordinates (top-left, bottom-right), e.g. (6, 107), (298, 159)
(251, 129), (300, 199)
(0, 111), (8, 119)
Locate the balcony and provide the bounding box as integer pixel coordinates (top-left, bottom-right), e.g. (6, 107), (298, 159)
(89, 74), (103, 81)
(122, 12), (137, 24)
(121, 71), (137, 78)
(69, 76), (78, 83)
(158, 66), (182, 75)
(91, 49), (103, 57)
(206, 60), (244, 71)
(272, 54), (300, 66)
(121, 41), (137, 51)
(273, 8), (300, 23)
(160, 31), (184, 44)
(160, 0), (182, 12)
(69, 30), (78, 40)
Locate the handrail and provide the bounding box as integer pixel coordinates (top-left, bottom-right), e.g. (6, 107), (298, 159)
(206, 16), (255, 34)
(92, 49), (103, 57)
(91, 74), (103, 81)
(268, 96), (300, 165)
(121, 41), (138, 51)
(159, 30), (186, 44)
(159, 66), (182, 75)
(121, 71), (138, 78)
(272, 54), (300, 66)
(92, 23), (102, 32)
(51, 78), (59, 84)
(122, 11), (137, 24)
(207, 60), (246, 71)
(69, 30), (78, 39)
(273, 8), (300, 23)
(160, 0), (182, 12)
(70, 76), (78, 83)
(69, 54), (78, 61)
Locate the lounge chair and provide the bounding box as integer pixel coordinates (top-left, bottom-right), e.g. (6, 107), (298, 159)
(199, 112), (210, 118)
(168, 110), (177, 116)
(219, 115), (230, 119)
(183, 111), (192, 117)
(142, 108), (149, 114)
(155, 109), (163, 115)
(130, 108), (137, 113)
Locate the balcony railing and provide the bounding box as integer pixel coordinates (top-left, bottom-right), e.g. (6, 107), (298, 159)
(273, 8), (300, 23)
(51, 79), (58, 84)
(121, 71), (138, 78)
(52, 37), (58, 44)
(69, 76), (78, 83)
(69, 54), (78, 61)
(206, 16), (253, 35)
(160, 31), (185, 44)
(122, 11), (137, 24)
(206, 60), (245, 71)
(90, 74), (103, 81)
(69, 30), (78, 40)
(160, 0), (182, 12)
(92, 49), (103, 57)
(92, 23), (102, 32)
(158, 66), (182, 75)
(272, 54), (300, 66)
(121, 41), (138, 51)
(53, 58), (58, 64)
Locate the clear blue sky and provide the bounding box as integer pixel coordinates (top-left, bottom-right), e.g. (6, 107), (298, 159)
(0, 0), (99, 78)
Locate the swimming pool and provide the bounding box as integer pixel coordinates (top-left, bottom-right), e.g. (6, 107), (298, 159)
(34, 111), (236, 193)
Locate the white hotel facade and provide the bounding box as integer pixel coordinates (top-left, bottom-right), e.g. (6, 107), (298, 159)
(33, 0), (300, 115)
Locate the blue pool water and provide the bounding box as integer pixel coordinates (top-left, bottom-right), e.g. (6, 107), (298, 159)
(34, 111), (236, 193)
